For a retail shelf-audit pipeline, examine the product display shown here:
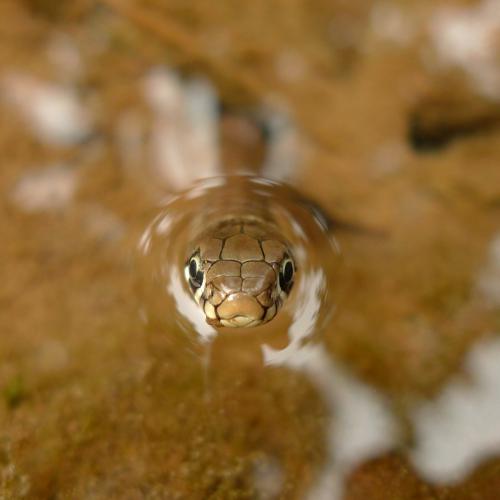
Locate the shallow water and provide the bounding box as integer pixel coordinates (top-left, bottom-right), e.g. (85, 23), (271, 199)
(2, 1), (500, 499)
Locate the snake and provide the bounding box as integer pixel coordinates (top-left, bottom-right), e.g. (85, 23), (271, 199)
(184, 215), (295, 328)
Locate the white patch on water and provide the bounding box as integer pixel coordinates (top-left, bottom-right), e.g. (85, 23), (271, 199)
(430, 0), (500, 99)
(143, 67), (220, 191)
(265, 341), (399, 500)
(143, 69), (189, 190)
(261, 112), (302, 184)
(1, 72), (92, 146)
(168, 265), (217, 344)
(262, 269), (326, 365)
(305, 345), (398, 500)
(476, 233), (500, 306)
(140, 66), (303, 189)
(411, 336), (500, 484)
(184, 78), (220, 175)
(10, 165), (78, 213)
(263, 269), (398, 500)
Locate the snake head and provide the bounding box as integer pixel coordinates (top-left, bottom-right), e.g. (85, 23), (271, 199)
(184, 220), (295, 328)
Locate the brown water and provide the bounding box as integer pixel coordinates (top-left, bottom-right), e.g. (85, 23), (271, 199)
(2, 1), (500, 499)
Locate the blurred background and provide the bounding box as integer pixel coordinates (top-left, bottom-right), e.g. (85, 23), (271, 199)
(1, 0), (500, 498)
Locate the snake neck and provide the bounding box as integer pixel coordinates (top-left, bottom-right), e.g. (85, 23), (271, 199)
(219, 112), (267, 178)
(204, 175), (274, 222)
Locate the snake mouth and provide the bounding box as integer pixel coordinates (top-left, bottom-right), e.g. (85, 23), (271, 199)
(219, 316), (261, 328)
(203, 291), (279, 328)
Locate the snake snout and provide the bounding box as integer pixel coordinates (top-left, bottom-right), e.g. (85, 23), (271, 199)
(203, 285), (279, 327)
(215, 292), (265, 327)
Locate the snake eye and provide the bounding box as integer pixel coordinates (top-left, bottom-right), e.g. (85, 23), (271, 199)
(187, 253), (204, 289)
(279, 256), (295, 292)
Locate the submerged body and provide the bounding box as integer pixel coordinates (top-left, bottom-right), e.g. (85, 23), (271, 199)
(184, 216), (295, 328)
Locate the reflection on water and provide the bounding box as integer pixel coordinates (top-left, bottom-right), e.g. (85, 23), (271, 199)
(2, 71), (92, 147)
(143, 68), (221, 191)
(267, 342), (399, 500)
(431, 0), (500, 99)
(412, 336), (500, 484)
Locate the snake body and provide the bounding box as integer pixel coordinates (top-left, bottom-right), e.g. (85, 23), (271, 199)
(185, 216), (295, 328)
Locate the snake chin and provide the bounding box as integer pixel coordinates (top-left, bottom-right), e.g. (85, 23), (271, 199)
(206, 315), (272, 328)
(221, 317), (262, 328)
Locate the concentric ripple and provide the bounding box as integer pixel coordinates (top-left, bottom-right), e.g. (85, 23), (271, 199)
(138, 175), (340, 346)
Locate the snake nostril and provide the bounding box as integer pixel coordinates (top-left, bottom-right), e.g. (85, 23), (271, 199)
(211, 289), (225, 306)
(256, 289), (273, 307)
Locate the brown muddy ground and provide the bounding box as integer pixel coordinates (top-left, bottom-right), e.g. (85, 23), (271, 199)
(1, 1), (500, 499)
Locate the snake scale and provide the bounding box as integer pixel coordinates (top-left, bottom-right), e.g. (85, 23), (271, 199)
(184, 216), (295, 328)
